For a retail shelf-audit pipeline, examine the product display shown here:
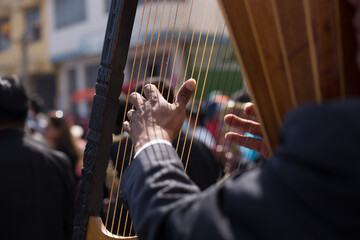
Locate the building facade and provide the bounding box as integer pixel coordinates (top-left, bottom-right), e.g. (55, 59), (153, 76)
(0, 0), (55, 111)
(47, 0), (237, 121)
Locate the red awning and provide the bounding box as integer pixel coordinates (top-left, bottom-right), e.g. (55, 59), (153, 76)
(71, 88), (95, 103)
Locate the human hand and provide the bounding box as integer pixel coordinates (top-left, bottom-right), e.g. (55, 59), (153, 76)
(224, 103), (270, 160)
(123, 79), (196, 154)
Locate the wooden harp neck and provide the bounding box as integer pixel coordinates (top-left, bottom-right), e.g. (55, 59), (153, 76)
(218, 0), (360, 152)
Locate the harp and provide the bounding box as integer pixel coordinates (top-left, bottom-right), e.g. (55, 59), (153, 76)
(73, 0), (360, 239)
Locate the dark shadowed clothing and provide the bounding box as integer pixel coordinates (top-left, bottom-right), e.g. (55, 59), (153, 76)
(111, 132), (221, 191)
(120, 99), (360, 240)
(0, 129), (74, 240)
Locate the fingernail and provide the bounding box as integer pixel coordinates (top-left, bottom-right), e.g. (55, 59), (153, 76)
(186, 79), (196, 91)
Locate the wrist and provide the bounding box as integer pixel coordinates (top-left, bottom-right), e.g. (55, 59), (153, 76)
(133, 139), (172, 158)
(133, 130), (172, 154)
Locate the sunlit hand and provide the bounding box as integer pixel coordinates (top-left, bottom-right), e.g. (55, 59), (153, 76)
(123, 79), (196, 154)
(224, 103), (270, 160)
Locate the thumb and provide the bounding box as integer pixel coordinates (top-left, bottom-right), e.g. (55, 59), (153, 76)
(175, 78), (196, 109)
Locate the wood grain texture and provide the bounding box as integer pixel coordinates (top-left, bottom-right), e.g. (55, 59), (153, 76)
(86, 217), (138, 240)
(218, 0), (360, 151)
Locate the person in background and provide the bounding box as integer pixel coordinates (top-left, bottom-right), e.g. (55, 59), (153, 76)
(45, 110), (82, 178)
(111, 79), (221, 191)
(118, 0), (360, 238)
(26, 95), (47, 142)
(0, 75), (74, 240)
(182, 100), (217, 150)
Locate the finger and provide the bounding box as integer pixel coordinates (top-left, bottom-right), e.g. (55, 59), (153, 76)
(225, 133), (263, 153)
(143, 84), (162, 101)
(224, 114), (263, 137)
(129, 92), (145, 110)
(244, 102), (256, 117)
(174, 78), (196, 109)
(127, 109), (139, 122)
(123, 121), (131, 133)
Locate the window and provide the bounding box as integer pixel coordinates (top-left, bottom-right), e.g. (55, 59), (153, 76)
(55, 0), (86, 29)
(0, 18), (10, 51)
(105, 0), (111, 12)
(26, 7), (41, 41)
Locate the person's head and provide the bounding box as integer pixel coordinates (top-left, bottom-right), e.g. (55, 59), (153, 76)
(29, 95), (44, 115)
(45, 110), (81, 166)
(0, 75), (28, 129)
(45, 110), (73, 149)
(115, 93), (129, 133)
(186, 100), (205, 126)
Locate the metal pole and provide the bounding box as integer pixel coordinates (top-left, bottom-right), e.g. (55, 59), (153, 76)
(21, 31), (29, 93)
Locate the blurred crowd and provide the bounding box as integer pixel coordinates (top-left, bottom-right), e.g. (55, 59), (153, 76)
(25, 78), (264, 190)
(1, 74), (264, 238)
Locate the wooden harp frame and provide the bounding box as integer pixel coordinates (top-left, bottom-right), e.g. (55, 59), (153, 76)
(219, 0), (360, 151)
(73, 0), (360, 239)
(73, 0), (139, 239)
(74, 0), (241, 239)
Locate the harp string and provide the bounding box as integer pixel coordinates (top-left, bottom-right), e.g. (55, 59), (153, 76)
(173, 0), (196, 152)
(185, 0), (221, 171)
(173, 12), (224, 164)
(115, 0), (167, 234)
(218, 62), (246, 173)
(115, 0), (178, 235)
(120, 0), (188, 234)
(157, 0), (175, 89)
(165, 0), (189, 102)
(172, 0), (201, 153)
(108, 0), (239, 236)
(140, 0), (162, 90)
(179, 0), (208, 162)
(158, 0), (180, 99)
(216, 63), (241, 172)
(191, 21), (226, 160)
(210, 50), (241, 173)
(162, 0), (183, 99)
(158, 0), (180, 91)
(106, 0), (156, 233)
(104, 0), (148, 229)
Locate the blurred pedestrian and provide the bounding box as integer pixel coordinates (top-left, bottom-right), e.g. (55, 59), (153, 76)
(0, 75), (74, 240)
(45, 110), (82, 177)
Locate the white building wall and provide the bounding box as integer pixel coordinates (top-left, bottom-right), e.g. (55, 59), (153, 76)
(48, 0), (228, 117)
(48, 0), (108, 60)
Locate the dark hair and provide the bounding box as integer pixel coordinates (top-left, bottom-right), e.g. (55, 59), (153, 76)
(47, 111), (81, 166)
(186, 100), (205, 126)
(115, 96), (129, 130)
(231, 89), (251, 103)
(29, 95), (44, 114)
(0, 75), (28, 124)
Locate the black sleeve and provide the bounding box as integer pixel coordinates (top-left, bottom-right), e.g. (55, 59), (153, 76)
(120, 143), (238, 240)
(52, 151), (75, 240)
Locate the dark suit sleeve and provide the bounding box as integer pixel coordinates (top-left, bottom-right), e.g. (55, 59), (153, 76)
(51, 151), (75, 240)
(120, 143), (238, 240)
(119, 100), (360, 240)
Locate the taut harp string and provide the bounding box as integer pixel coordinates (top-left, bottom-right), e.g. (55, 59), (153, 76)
(72, 0), (360, 239)
(95, 0), (241, 239)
